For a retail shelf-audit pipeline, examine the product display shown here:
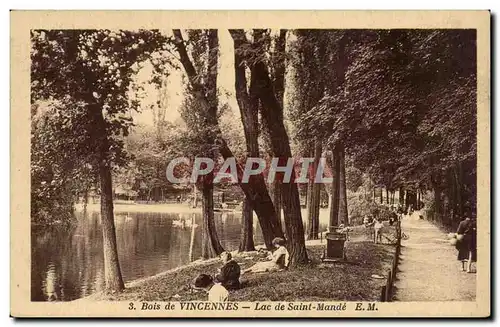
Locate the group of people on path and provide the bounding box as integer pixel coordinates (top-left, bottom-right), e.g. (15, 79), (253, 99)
(363, 206), (401, 244)
(192, 237), (290, 302)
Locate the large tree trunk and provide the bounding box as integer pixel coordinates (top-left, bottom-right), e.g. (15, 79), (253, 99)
(99, 163), (124, 293)
(201, 174), (224, 259)
(271, 181), (283, 230)
(379, 187), (383, 204)
(174, 29), (285, 250)
(386, 188), (389, 205)
(200, 29), (225, 259)
(329, 145), (342, 227)
(307, 140), (322, 239)
(231, 31), (283, 248)
(94, 105), (124, 293)
(269, 29), (286, 231)
(230, 29), (308, 265)
(338, 147), (348, 225)
(239, 198), (255, 252)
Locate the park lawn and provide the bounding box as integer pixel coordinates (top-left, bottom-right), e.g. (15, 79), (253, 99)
(93, 241), (395, 302)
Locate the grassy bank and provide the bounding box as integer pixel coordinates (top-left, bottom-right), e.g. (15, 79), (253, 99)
(90, 241), (395, 302)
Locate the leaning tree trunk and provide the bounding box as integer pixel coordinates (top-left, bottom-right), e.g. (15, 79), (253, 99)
(174, 29), (285, 250)
(239, 199), (255, 252)
(230, 29), (308, 265)
(232, 31), (283, 249)
(338, 147), (348, 225)
(94, 105), (124, 293)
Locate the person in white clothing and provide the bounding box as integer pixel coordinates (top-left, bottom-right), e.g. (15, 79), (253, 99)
(242, 237), (289, 274)
(193, 274), (229, 302)
(374, 219), (384, 244)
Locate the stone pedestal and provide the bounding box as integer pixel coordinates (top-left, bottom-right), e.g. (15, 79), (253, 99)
(322, 227), (347, 262)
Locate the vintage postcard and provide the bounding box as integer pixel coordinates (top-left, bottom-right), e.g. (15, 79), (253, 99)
(11, 10), (490, 318)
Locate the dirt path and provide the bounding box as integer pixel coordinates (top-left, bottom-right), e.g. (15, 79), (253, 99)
(394, 212), (476, 301)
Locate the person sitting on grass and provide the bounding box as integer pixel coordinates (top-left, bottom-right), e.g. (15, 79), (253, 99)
(193, 274), (229, 302)
(215, 251), (241, 290)
(242, 237), (289, 274)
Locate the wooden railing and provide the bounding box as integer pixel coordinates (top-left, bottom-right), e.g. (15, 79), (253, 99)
(380, 220), (402, 302)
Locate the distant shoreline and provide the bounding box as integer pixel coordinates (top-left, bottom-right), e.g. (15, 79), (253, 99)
(76, 203), (205, 214)
(75, 202), (250, 215)
(75, 202), (332, 217)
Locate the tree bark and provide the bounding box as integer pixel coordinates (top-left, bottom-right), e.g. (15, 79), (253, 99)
(239, 198), (255, 252)
(200, 29), (225, 258)
(201, 173), (224, 259)
(269, 29), (287, 230)
(173, 29), (283, 250)
(99, 162), (125, 293)
(93, 105), (124, 293)
(307, 140), (321, 239)
(231, 30), (283, 248)
(230, 29), (308, 265)
(271, 181), (283, 230)
(329, 145), (342, 227)
(306, 155), (314, 234)
(339, 147), (348, 225)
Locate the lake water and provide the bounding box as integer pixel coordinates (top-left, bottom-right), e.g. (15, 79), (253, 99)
(31, 208), (331, 301)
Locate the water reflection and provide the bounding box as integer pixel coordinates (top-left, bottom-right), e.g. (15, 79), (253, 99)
(31, 210), (263, 301)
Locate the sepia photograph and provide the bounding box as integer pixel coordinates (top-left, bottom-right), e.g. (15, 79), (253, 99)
(10, 10), (490, 318)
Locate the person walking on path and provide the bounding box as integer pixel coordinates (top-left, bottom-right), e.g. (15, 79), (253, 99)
(394, 216), (476, 301)
(374, 218), (384, 244)
(456, 215), (477, 273)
